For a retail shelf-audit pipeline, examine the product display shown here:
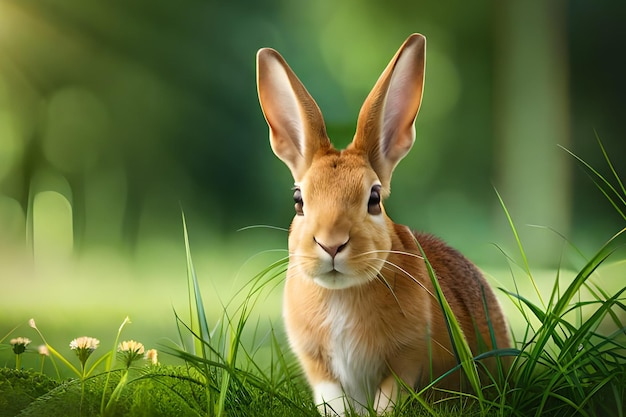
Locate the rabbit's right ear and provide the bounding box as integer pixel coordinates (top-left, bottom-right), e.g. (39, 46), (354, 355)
(257, 48), (331, 182)
(351, 34), (426, 191)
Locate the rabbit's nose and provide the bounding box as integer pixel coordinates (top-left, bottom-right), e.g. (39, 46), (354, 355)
(314, 237), (349, 259)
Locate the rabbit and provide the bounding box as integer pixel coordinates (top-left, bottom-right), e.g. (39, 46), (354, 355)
(256, 33), (510, 415)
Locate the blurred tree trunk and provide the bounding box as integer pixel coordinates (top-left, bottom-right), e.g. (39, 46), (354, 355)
(494, 0), (571, 267)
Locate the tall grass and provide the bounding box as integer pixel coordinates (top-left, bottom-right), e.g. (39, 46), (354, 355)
(4, 144), (621, 417)
(496, 195), (625, 416)
(5, 140), (623, 416)
(159, 140), (624, 417)
(156, 213), (317, 416)
(495, 138), (626, 417)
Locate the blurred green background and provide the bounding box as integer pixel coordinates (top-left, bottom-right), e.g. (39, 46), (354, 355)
(1, 0), (625, 372)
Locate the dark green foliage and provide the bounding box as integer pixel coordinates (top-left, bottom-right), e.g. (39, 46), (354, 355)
(17, 376), (109, 417)
(13, 366), (204, 417)
(0, 369), (59, 417)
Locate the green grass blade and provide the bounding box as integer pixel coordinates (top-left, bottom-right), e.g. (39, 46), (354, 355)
(103, 369), (129, 416)
(560, 288), (626, 361)
(491, 244), (536, 337)
(516, 233), (623, 389)
(500, 289), (546, 323)
(27, 320), (62, 379)
(1, 323), (21, 344)
(587, 281), (626, 330)
(583, 173), (625, 220)
(414, 238), (485, 407)
(100, 316), (131, 413)
(85, 350), (111, 378)
(45, 344), (81, 378)
(595, 131), (626, 199)
(559, 144), (626, 220)
(182, 212), (211, 353)
(181, 211), (216, 415)
(494, 188), (545, 308)
(551, 228), (624, 318)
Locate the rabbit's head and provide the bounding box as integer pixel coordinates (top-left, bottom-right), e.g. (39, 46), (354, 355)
(257, 34), (425, 290)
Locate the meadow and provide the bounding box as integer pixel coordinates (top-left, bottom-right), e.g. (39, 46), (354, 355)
(1, 146), (625, 416)
(0, 2), (624, 415)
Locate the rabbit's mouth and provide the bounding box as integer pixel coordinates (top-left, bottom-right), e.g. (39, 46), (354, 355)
(305, 248), (385, 290)
(313, 269), (370, 290)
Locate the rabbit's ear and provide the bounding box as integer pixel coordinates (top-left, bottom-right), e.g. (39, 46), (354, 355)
(352, 34), (426, 189)
(257, 48), (331, 182)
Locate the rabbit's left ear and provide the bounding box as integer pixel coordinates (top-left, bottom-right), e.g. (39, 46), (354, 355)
(351, 34), (426, 189)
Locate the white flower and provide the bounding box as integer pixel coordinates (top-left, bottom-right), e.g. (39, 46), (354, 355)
(70, 336), (100, 367)
(70, 336), (100, 351)
(38, 345), (50, 356)
(10, 337), (31, 354)
(118, 340), (145, 368)
(145, 349), (158, 366)
(118, 340), (145, 355)
(28, 319), (37, 329)
(10, 337), (31, 347)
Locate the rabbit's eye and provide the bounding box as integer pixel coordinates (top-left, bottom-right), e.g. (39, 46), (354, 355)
(293, 188), (304, 216)
(368, 185), (382, 215)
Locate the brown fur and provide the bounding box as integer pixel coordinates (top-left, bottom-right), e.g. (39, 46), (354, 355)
(256, 34), (510, 414)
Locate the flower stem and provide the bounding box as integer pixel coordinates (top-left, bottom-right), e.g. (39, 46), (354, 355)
(104, 369), (129, 417)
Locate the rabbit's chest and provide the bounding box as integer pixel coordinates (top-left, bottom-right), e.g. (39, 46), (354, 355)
(323, 295), (389, 399)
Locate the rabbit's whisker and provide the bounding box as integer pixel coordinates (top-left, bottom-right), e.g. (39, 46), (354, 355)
(374, 271), (407, 317)
(352, 249), (438, 299)
(431, 338), (455, 358)
(377, 259), (436, 300)
(356, 249), (425, 260)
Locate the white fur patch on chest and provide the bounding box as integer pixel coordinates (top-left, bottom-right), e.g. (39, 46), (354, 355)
(324, 293), (387, 408)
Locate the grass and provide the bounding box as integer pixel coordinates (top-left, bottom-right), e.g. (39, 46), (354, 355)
(1, 140), (625, 416)
(157, 139), (626, 416)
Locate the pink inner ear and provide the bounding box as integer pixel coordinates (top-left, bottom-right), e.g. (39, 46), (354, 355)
(257, 48), (331, 182)
(349, 34), (425, 189)
(257, 51), (309, 180)
(263, 62), (306, 157)
(380, 46), (422, 161)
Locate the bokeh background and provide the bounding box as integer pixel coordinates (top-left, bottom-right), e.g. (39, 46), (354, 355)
(1, 0), (624, 371)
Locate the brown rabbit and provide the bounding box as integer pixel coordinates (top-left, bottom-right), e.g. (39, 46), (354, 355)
(256, 34), (510, 415)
